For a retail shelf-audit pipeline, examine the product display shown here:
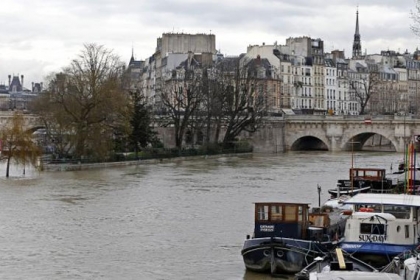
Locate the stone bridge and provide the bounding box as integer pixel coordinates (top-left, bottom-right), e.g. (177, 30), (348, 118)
(251, 115), (420, 153)
(1, 111), (419, 153)
(0, 111), (43, 132)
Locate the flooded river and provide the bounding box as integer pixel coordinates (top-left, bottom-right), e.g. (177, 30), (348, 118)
(0, 151), (402, 279)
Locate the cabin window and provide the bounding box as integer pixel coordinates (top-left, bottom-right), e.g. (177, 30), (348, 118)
(271, 205), (283, 221)
(285, 205), (296, 222)
(405, 225), (410, 238)
(360, 223), (385, 235)
(383, 205), (410, 219)
(257, 205), (269, 221)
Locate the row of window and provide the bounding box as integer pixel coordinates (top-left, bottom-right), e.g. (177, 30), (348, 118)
(257, 204), (305, 222)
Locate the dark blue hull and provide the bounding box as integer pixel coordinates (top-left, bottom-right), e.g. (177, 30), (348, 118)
(241, 237), (331, 274)
(340, 242), (419, 267)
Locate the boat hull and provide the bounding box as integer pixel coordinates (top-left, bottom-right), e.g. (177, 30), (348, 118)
(328, 186), (371, 197)
(340, 241), (418, 267)
(242, 237), (329, 274)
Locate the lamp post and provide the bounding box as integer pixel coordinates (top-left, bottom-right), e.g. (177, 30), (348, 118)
(349, 140), (360, 193)
(317, 184), (321, 208)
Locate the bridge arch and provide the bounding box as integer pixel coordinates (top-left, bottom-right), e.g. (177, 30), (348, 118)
(288, 133), (331, 151)
(27, 126), (46, 134)
(341, 132), (398, 152)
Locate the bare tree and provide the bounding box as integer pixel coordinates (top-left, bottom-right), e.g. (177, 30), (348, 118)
(348, 64), (381, 115)
(215, 57), (267, 148)
(412, 1), (420, 36)
(32, 44), (129, 161)
(0, 112), (41, 177)
(160, 67), (205, 150)
(30, 74), (76, 159)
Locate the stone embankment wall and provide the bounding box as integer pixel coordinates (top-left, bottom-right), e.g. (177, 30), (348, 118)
(41, 153), (252, 172)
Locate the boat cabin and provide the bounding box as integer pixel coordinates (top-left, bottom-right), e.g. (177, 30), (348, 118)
(350, 168), (387, 182)
(341, 193), (420, 255)
(349, 168), (392, 192)
(253, 202), (330, 240)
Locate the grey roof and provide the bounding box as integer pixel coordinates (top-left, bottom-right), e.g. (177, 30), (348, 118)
(325, 58), (335, 67)
(381, 65), (397, 74)
(344, 193), (420, 207)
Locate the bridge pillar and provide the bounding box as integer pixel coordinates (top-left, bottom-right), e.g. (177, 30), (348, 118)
(396, 137), (414, 153)
(397, 137), (404, 153)
(329, 136), (341, 152)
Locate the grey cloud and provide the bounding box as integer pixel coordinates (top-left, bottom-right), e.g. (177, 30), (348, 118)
(0, 0), (419, 84)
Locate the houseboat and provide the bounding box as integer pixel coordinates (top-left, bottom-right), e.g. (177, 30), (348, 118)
(328, 168), (393, 198)
(241, 202), (346, 275)
(339, 193), (420, 268)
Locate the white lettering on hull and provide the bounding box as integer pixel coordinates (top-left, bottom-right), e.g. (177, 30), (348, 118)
(260, 225), (274, 232)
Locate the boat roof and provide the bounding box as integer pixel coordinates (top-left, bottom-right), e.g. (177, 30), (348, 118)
(343, 193), (420, 207)
(253, 202), (311, 206)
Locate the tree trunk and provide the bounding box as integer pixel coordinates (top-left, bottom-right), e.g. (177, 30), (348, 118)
(213, 120), (221, 144)
(6, 156), (10, 178)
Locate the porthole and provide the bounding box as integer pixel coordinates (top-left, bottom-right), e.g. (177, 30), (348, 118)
(264, 250), (271, 257)
(277, 250), (284, 258)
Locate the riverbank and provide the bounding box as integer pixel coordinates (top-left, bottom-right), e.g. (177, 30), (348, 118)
(41, 153), (253, 172)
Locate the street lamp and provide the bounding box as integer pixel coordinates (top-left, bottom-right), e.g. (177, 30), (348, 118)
(317, 184), (321, 207)
(349, 140), (360, 193)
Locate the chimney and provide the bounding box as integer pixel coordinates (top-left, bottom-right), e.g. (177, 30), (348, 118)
(32, 82), (34, 92)
(8, 75), (11, 86)
(21, 75), (24, 88)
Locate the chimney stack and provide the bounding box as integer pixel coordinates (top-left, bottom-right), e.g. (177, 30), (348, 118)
(21, 75), (24, 88)
(8, 75), (11, 86)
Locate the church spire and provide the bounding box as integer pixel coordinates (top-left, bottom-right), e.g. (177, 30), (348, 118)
(129, 47), (135, 65)
(352, 8), (362, 58)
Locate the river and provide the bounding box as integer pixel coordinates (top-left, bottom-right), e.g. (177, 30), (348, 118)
(0, 151), (402, 279)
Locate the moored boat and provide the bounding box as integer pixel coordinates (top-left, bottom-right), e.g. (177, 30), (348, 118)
(387, 159), (420, 193)
(295, 248), (379, 280)
(328, 168), (393, 198)
(339, 193), (420, 268)
(241, 202), (346, 275)
(400, 253), (420, 280)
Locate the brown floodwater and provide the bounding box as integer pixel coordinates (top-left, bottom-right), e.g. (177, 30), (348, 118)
(0, 151), (401, 279)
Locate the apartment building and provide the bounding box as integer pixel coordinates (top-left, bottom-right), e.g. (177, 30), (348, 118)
(136, 33), (217, 112)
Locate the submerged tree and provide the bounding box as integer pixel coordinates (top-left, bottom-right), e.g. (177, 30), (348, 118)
(0, 112), (41, 177)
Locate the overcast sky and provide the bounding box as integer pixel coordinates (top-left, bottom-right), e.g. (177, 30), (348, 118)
(1, 0), (420, 88)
